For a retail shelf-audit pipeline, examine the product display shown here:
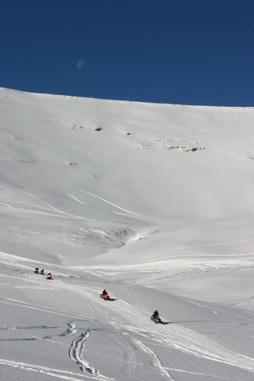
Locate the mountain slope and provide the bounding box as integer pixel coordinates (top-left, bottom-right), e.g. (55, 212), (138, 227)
(1, 87), (254, 220)
(1, 87), (254, 381)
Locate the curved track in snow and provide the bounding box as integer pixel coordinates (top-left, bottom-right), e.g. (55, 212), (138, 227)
(67, 189), (143, 217)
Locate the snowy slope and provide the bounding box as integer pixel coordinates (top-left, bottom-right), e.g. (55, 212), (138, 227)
(0, 87), (254, 381)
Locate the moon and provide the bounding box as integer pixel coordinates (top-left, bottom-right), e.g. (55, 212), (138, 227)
(77, 60), (85, 69)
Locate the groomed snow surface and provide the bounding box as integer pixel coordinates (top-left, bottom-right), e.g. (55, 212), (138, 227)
(0, 87), (254, 381)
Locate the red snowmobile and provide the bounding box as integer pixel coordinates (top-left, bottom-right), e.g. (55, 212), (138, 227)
(100, 290), (110, 300)
(151, 310), (162, 323)
(151, 315), (162, 323)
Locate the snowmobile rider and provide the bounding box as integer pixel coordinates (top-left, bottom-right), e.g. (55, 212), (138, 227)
(153, 310), (159, 318)
(34, 267), (39, 274)
(102, 289), (108, 296)
(39, 269), (44, 275)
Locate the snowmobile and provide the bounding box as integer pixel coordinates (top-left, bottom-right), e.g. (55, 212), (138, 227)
(100, 293), (110, 300)
(151, 315), (162, 323)
(34, 268), (39, 274)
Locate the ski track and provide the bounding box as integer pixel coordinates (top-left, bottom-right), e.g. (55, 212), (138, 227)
(24, 191), (95, 221)
(69, 330), (97, 375)
(130, 336), (174, 379)
(227, 295), (254, 307)
(69, 329), (116, 381)
(0, 186), (95, 221)
(0, 298), (83, 321)
(0, 185), (147, 222)
(67, 189), (142, 216)
(0, 358), (105, 381)
(155, 324), (254, 372)
(146, 238), (254, 263)
(0, 202), (12, 208)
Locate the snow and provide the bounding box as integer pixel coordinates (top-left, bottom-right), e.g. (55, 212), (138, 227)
(0, 86), (254, 380)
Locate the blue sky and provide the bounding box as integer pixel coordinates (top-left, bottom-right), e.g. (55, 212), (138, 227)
(1, 0), (253, 106)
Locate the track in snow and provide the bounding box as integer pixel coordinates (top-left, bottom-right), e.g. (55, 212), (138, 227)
(69, 327), (116, 381)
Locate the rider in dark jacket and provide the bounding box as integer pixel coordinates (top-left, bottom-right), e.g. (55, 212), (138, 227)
(153, 310), (159, 318)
